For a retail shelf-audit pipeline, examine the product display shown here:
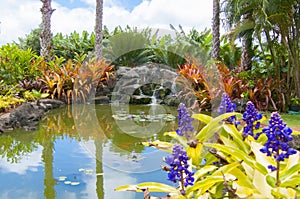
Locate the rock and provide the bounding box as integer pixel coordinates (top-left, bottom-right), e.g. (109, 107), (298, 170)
(130, 95), (152, 104)
(38, 99), (65, 110)
(112, 64), (180, 105)
(93, 96), (110, 104)
(163, 95), (180, 106)
(0, 99), (64, 132)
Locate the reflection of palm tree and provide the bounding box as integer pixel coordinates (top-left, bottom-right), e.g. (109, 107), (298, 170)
(42, 138), (56, 199)
(95, 139), (104, 199)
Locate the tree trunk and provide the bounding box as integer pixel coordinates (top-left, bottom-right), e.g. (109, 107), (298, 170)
(42, 140), (55, 199)
(95, 0), (103, 59)
(40, 0), (54, 61)
(241, 10), (253, 71)
(212, 0), (220, 61)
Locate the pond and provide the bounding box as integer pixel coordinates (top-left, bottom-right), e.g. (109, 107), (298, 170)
(0, 104), (180, 199)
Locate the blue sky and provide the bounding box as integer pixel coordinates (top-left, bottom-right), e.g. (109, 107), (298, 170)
(0, 0), (213, 45)
(55, 0), (143, 11)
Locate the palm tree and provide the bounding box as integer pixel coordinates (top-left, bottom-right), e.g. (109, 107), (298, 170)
(95, 0), (103, 59)
(222, 0), (254, 71)
(42, 139), (55, 199)
(40, 0), (55, 61)
(212, 0), (220, 61)
(240, 3), (254, 71)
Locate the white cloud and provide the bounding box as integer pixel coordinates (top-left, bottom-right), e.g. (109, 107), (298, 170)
(0, 0), (213, 45)
(0, 146), (43, 175)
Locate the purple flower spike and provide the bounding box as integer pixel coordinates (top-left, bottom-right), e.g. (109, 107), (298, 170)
(218, 93), (237, 123)
(242, 101), (262, 137)
(176, 103), (194, 137)
(259, 112), (297, 170)
(165, 144), (194, 187)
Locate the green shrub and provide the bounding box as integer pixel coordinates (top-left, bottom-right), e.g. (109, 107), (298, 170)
(0, 43), (43, 85)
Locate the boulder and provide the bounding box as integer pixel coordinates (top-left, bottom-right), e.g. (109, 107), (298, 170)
(0, 99), (64, 132)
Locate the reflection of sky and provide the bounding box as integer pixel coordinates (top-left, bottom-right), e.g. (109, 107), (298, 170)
(0, 134), (171, 199)
(0, 146), (44, 199)
(53, 137), (98, 199)
(0, 146), (43, 175)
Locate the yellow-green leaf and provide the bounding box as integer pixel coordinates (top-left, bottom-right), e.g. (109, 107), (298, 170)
(280, 174), (300, 187)
(195, 112), (240, 142)
(280, 164), (300, 182)
(193, 165), (218, 181)
(204, 143), (255, 169)
(186, 143), (203, 166)
(163, 131), (188, 148)
(266, 175), (276, 187)
(271, 187), (296, 199)
(192, 114), (212, 124)
(253, 169), (272, 198)
(292, 130), (300, 136)
(222, 123), (249, 153)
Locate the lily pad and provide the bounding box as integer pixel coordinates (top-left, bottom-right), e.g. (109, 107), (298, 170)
(85, 169), (94, 175)
(58, 176), (67, 181)
(64, 181), (72, 185)
(70, 182), (80, 186)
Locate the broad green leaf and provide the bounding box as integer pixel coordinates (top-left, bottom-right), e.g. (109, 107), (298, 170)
(213, 162), (240, 176)
(222, 123), (249, 153)
(163, 131), (188, 148)
(40, 93), (50, 98)
(186, 143), (203, 166)
(253, 169), (272, 198)
(280, 174), (300, 187)
(188, 176), (224, 194)
(233, 183), (259, 198)
(281, 152), (300, 174)
(193, 165), (218, 181)
(192, 113), (212, 124)
(266, 175), (276, 187)
(280, 164), (300, 182)
(204, 143), (255, 169)
(195, 112), (240, 142)
(230, 168), (260, 198)
(271, 187), (296, 199)
(241, 161), (254, 181)
(189, 174), (236, 195)
(229, 167), (254, 188)
(250, 141), (274, 174)
(115, 182), (179, 194)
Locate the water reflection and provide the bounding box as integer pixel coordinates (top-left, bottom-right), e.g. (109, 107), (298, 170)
(0, 105), (177, 199)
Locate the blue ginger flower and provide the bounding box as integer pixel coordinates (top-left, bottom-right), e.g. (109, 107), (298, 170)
(218, 93), (237, 123)
(242, 101), (262, 137)
(176, 103), (194, 137)
(260, 112), (297, 170)
(165, 144), (194, 189)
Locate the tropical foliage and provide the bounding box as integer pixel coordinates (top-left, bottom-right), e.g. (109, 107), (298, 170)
(115, 94), (300, 198)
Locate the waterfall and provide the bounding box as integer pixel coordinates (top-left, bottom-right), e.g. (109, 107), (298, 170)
(150, 84), (163, 105)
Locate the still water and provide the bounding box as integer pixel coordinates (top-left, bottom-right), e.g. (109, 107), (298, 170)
(0, 104), (179, 199)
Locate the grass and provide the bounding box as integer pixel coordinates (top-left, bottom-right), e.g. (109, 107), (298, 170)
(263, 112), (300, 130)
